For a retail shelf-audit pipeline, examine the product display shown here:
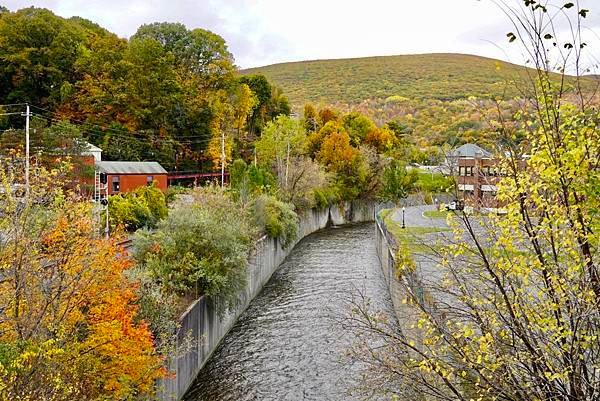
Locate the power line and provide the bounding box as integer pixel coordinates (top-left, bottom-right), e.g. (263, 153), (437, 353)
(0, 103), (29, 108)
(28, 105), (215, 144)
(27, 113), (216, 151)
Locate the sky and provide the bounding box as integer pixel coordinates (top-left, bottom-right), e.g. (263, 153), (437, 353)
(4, 0), (600, 70)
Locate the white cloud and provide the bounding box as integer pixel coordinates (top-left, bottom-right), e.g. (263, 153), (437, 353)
(4, 0), (599, 70)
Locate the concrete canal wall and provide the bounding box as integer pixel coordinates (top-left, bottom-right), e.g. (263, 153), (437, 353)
(375, 213), (424, 348)
(158, 201), (379, 401)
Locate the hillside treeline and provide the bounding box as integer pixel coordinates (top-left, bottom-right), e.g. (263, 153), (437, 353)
(0, 7), (289, 170)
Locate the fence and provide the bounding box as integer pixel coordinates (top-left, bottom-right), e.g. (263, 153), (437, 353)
(374, 211), (426, 347)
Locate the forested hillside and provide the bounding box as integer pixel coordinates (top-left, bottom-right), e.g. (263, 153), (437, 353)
(0, 7), (289, 170)
(243, 53), (596, 106)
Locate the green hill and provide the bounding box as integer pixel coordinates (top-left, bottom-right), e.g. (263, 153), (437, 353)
(242, 53), (593, 106)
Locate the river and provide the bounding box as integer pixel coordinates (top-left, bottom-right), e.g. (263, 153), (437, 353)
(184, 223), (395, 401)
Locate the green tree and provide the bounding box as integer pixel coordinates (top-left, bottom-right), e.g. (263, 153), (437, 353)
(342, 111), (377, 146)
(0, 7), (88, 107)
(255, 115), (307, 190)
(239, 74), (272, 136)
(131, 22), (234, 83)
(379, 160), (418, 204)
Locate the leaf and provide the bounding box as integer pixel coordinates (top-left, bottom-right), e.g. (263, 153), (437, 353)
(524, 0), (536, 6)
(507, 32), (517, 43)
(564, 43), (574, 49)
(544, 34), (553, 40)
(563, 2), (574, 8)
(579, 9), (589, 18)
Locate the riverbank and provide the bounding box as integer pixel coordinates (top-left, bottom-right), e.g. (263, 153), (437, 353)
(158, 200), (379, 401)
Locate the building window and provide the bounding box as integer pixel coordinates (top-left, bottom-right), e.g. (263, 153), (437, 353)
(146, 176), (154, 186)
(465, 166), (474, 176)
(112, 176), (120, 193)
(459, 166), (465, 176)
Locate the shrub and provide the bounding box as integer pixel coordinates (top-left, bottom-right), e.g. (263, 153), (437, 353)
(136, 183), (168, 221)
(313, 186), (340, 209)
(134, 187), (255, 311)
(253, 194), (298, 248)
(165, 185), (188, 204)
(108, 193), (153, 231)
(108, 184), (167, 231)
(247, 164), (276, 193)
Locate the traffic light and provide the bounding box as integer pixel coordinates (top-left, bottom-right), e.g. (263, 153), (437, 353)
(100, 172), (107, 184)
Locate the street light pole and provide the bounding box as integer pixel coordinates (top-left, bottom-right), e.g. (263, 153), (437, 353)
(402, 206), (406, 229)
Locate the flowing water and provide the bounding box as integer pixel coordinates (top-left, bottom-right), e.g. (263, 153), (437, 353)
(184, 223), (395, 401)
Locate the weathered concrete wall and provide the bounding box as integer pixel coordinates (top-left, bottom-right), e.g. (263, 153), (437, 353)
(158, 201), (378, 400)
(374, 213), (423, 349)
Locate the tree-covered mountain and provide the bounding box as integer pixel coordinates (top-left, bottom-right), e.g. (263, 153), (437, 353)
(243, 53), (597, 106)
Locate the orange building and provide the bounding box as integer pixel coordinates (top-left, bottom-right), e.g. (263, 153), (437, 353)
(96, 161), (168, 195)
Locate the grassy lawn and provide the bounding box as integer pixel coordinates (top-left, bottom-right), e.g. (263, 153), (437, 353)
(380, 209), (450, 253)
(415, 170), (454, 193)
(423, 210), (449, 219)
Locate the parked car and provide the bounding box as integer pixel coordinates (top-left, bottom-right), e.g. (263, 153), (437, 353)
(445, 199), (465, 211)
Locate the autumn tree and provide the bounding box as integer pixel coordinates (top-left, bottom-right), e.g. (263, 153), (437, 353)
(364, 126), (397, 152)
(0, 158), (163, 401)
(255, 115), (307, 193)
(351, 2), (600, 400)
(317, 129), (366, 200)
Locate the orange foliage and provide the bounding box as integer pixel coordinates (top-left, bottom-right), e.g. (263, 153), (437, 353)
(0, 181), (164, 400)
(318, 107), (338, 126)
(365, 127), (397, 151)
(317, 130), (359, 171)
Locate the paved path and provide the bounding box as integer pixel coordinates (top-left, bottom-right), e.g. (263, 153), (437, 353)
(390, 204), (449, 229)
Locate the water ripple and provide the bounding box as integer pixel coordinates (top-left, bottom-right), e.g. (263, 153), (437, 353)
(184, 223), (394, 401)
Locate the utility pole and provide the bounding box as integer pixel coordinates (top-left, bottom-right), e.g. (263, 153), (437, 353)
(24, 104), (30, 199)
(285, 140), (290, 189)
(221, 129), (225, 188)
(105, 197), (109, 239)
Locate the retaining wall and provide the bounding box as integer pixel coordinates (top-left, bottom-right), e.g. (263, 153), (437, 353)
(375, 213), (423, 346)
(158, 201), (379, 400)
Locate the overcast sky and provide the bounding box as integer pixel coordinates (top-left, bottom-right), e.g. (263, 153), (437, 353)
(4, 0), (600, 69)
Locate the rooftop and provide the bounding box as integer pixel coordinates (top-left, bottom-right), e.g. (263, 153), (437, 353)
(84, 142), (102, 153)
(451, 143), (492, 159)
(96, 161), (167, 175)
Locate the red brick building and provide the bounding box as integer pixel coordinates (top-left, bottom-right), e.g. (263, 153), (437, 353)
(449, 143), (503, 209)
(96, 161), (168, 195)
